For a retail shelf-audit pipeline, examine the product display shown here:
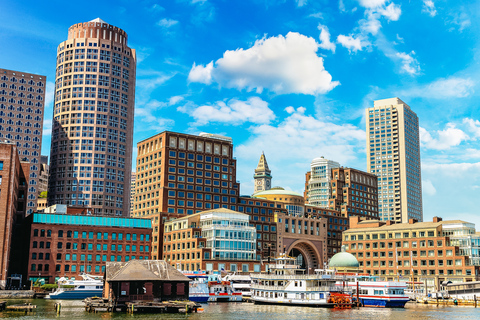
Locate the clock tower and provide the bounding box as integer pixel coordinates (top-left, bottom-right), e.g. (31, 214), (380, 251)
(253, 152), (272, 193)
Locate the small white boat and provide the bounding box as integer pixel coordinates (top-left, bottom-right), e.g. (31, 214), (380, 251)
(46, 273), (103, 300)
(223, 273), (252, 297)
(183, 272), (242, 303)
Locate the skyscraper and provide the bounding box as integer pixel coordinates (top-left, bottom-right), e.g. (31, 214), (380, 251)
(48, 18), (136, 216)
(0, 68), (46, 215)
(366, 98), (422, 222)
(304, 156), (340, 208)
(253, 152), (272, 193)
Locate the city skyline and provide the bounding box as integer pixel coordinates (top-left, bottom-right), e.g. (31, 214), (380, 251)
(1, 1), (479, 226)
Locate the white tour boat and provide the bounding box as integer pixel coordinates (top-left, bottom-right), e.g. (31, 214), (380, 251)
(338, 276), (410, 308)
(251, 254), (352, 307)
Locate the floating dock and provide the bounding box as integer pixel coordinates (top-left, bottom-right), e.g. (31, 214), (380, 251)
(83, 297), (201, 314)
(5, 303), (36, 313)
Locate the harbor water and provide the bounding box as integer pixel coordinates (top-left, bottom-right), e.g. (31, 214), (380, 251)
(1, 299), (479, 319)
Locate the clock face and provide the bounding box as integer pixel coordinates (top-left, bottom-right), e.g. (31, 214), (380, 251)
(257, 180), (263, 185)
(266, 180), (270, 187)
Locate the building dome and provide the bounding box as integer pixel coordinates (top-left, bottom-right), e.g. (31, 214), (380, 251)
(253, 187), (303, 198)
(329, 246), (359, 268)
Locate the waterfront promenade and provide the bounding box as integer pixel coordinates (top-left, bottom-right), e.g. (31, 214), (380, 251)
(1, 299), (479, 319)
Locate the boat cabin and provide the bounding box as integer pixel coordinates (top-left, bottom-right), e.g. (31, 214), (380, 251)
(104, 260), (191, 302)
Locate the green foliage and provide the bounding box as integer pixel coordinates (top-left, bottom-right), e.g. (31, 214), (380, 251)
(39, 191), (48, 198)
(41, 284), (58, 290)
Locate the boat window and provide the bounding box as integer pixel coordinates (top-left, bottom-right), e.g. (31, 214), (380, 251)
(78, 286), (85, 289)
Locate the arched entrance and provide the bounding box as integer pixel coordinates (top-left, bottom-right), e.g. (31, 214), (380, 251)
(287, 240), (322, 274)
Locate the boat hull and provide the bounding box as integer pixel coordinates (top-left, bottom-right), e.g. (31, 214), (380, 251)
(46, 289), (103, 300)
(358, 297), (409, 308)
(252, 298), (338, 308)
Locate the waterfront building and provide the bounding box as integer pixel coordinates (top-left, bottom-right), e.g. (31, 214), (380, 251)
(343, 216), (480, 291)
(366, 98), (422, 222)
(104, 260), (190, 302)
(305, 157), (340, 208)
(133, 131), (329, 269)
(163, 208), (261, 272)
(27, 207), (151, 284)
(253, 152), (272, 194)
(48, 18), (136, 216)
(0, 142), (30, 288)
(253, 187), (337, 259)
(0, 68), (46, 215)
(328, 167), (379, 219)
(38, 155), (49, 195)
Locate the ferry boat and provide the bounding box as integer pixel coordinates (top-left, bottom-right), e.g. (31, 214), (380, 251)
(340, 276), (410, 308)
(46, 273), (103, 300)
(183, 271), (242, 303)
(223, 273), (252, 297)
(250, 254), (352, 307)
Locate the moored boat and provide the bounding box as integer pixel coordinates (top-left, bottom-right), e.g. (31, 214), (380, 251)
(184, 272), (242, 303)
(341, 277), (410, 308)
(46, 273), (103, 300)
(250, 254), (352, 307)
(223, 273), (252, 297)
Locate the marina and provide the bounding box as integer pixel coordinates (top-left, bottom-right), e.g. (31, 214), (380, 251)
(0, 299), (480, 319)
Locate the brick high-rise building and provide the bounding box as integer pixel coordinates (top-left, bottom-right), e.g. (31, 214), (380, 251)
(48, 18), (136, 216)
(366, 98), (422, 222)
(0, 142), (30, 288)
(0, 68), (46, 215)
(328, 167), (379, 220)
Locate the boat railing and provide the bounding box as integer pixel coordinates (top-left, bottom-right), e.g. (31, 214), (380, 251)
(251, 284), (348, 292)
(251, 274), (346, 281)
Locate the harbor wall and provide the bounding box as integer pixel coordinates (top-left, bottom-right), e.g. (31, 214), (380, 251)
(0, 290), (35, 299)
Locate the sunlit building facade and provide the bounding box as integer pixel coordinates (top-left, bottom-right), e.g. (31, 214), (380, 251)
(48, 18), (136, 216)
(366, 98), (422, 223)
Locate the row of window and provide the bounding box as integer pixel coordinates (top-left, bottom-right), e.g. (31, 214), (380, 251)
(32, 229), (149, 241)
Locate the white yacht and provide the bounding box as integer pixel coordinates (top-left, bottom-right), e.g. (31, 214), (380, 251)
(251, 254), (352, 307)
(46, 273), (103, 300)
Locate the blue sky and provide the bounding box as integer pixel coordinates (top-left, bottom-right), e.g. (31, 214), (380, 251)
(1, 0), (480, 225)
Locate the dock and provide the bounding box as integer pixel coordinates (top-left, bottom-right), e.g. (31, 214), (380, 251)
(5, 303), (36, 313)
(84, 297), (201, 314)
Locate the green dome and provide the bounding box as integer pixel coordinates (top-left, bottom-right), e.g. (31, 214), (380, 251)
(329, 251), (359, 268)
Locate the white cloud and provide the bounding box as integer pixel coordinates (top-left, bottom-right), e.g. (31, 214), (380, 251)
(378, 3), (401, 21)
(235, 108), (366, 193)
(169, 95), (184, 106)
(420, 124), (469, 150)
(337, 34), (367, 52)
(463, 118), (480, 138)
(401, 77), (474, 98)
(318, 24), (336, 53)
(422, 0), (437, 17)
(178, 97), (275, 126)
(422, 161), (480, 174)
(296, 0), (307, 7)
(42, 118), (52, 136)
(395, 51), (420, 75)
(188, 32), (340, 95)
(188, 61), (214, 84)
(422, 179), (436, 196)
(359, 14), (382, 35)
(45, 81), (55, 108)
(448, 11), (470, 32)
(157, 18), (179, 28)
(357, 0), (388, 9)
